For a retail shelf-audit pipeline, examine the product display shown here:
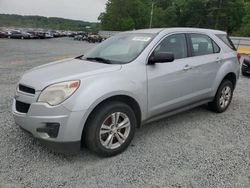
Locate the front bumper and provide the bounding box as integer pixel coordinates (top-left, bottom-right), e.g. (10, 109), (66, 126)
(20, 126), (81, 154)
(12, 96), (87, 154)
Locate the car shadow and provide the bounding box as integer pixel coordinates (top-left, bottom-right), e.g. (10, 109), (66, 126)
(17, 104), (216, 162)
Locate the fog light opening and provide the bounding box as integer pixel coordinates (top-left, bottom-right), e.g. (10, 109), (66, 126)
(36, 123), (60, 138)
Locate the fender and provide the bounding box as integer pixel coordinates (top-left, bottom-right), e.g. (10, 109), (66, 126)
(62, 68), (147, 120)
(211, 57), (239, 97)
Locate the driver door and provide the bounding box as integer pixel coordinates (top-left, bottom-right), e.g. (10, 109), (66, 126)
(147, 33), (197, 118)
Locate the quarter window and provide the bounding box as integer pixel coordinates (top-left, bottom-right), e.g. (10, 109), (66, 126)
(154, 34), (188, 60)
(190, 34), (219, 56)
(213, 41), (220, 53)
(216, 34), (236, 50)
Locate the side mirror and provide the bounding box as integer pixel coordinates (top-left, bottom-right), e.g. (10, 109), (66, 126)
(148, 52), (175, 64)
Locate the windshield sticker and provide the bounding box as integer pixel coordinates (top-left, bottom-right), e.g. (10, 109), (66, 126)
(132, 36), (151, 42)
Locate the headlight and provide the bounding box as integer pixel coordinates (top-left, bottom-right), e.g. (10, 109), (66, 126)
(38, 80), (80, 106)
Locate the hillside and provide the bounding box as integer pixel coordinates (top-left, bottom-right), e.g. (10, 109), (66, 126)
(0, 14), (100, 31)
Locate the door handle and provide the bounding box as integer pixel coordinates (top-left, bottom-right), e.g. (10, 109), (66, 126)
(183, 65), (192, 71)
(216, 57), (222, 63)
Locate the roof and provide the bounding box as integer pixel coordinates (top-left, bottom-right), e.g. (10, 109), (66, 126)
(124, 27), (226, 35)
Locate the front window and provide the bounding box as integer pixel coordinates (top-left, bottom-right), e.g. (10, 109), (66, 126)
(153, 33), (188, 60)
(83, 33), (156, 64)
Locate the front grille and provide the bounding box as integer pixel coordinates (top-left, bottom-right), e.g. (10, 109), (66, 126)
(19, 84), (35, 95)
(16, 100), (31, 113)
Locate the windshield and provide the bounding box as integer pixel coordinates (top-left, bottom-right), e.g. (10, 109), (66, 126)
(83, 33), (156, 64)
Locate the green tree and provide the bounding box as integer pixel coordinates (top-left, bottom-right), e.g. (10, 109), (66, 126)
(206, 0), (245, 32)
(99, 0), (249, 36)
(237, 2), (250, 36)
(0, 14), (99, 31)
(99, 0), (151, 30)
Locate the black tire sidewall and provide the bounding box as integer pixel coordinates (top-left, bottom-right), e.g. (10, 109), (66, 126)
(242, 72), (249, 77)
(85, 101), (136, 157)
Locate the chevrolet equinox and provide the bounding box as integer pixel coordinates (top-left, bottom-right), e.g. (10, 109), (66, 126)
(12, 28), (240, 157)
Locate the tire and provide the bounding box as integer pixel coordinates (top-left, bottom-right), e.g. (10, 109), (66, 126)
(84, 101), (136, 157)
(208, 80), (234, 113)
(242, 72), (249, 77)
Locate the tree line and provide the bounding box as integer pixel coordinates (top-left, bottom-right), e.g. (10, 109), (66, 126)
(0, 14), (100, 31)
(99, 0), (250, 36)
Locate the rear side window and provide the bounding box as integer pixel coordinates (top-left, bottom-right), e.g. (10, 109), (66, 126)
(216, 34), (236, 51)
(189, 34), (216, 56)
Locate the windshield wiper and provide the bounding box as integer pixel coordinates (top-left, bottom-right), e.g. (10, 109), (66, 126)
(86, 57), (112, 64)
(75, 54), (84, 59)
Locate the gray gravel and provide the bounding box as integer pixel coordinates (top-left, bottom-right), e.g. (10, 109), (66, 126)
(0, 38), (250, 188)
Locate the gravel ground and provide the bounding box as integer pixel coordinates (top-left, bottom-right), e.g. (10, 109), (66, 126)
(0, 38), (250, 188)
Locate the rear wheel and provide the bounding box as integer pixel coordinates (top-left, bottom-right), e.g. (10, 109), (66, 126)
(208, 80), (234, 113)
(84, 101), (136, 157)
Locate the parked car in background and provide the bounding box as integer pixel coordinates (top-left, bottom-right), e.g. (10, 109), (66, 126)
(0, 31), (8, 38)
(50, 31), (60, 38)
(36, 31), (46, 39)
(27, 31), (39, 39)
(242, 56), (250, 76)
(87, 33), (103, 43)
(45, 31), (53, 38)
(74, 34), (83, 41)
(74, 33), (88, 41)
(12, 28), (240, 157)
(9, 31), (32, 39)
(68, 32), (77, 37)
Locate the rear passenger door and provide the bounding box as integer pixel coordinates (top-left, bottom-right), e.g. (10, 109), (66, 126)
(186, 33), (222, 98)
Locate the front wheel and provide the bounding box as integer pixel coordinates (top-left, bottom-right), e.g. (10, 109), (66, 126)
(84, 101), (136, 157)
(208, 80), (234, 113)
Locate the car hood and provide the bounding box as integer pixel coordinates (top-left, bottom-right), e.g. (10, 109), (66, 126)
(19, 58), (121, 90)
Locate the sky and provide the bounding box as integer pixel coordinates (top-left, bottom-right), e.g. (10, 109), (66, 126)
(0, 0), (108, 22)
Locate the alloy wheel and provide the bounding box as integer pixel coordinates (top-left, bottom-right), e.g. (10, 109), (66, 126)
(219, 86), (232, 109)
(99, 112), (131, 150)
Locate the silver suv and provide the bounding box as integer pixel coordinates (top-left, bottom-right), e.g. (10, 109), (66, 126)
(12, 28), (240, 157)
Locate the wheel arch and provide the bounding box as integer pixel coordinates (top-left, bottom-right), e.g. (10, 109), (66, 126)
(81, 95), (142, 144)
(222, 72), (237, 89)
(213, 71), (237, 97)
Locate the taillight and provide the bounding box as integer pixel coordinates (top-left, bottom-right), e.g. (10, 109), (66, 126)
(237, 53), (241, 64)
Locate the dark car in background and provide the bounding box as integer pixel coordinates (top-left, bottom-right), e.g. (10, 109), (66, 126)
(9, 31), (32, 39)
(50, 31), (60, 38)
(242, 56), (250, 76)
(37, 31), (46, 39)
(0, 31), (8, 38)
(27, 31), (40, 39)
